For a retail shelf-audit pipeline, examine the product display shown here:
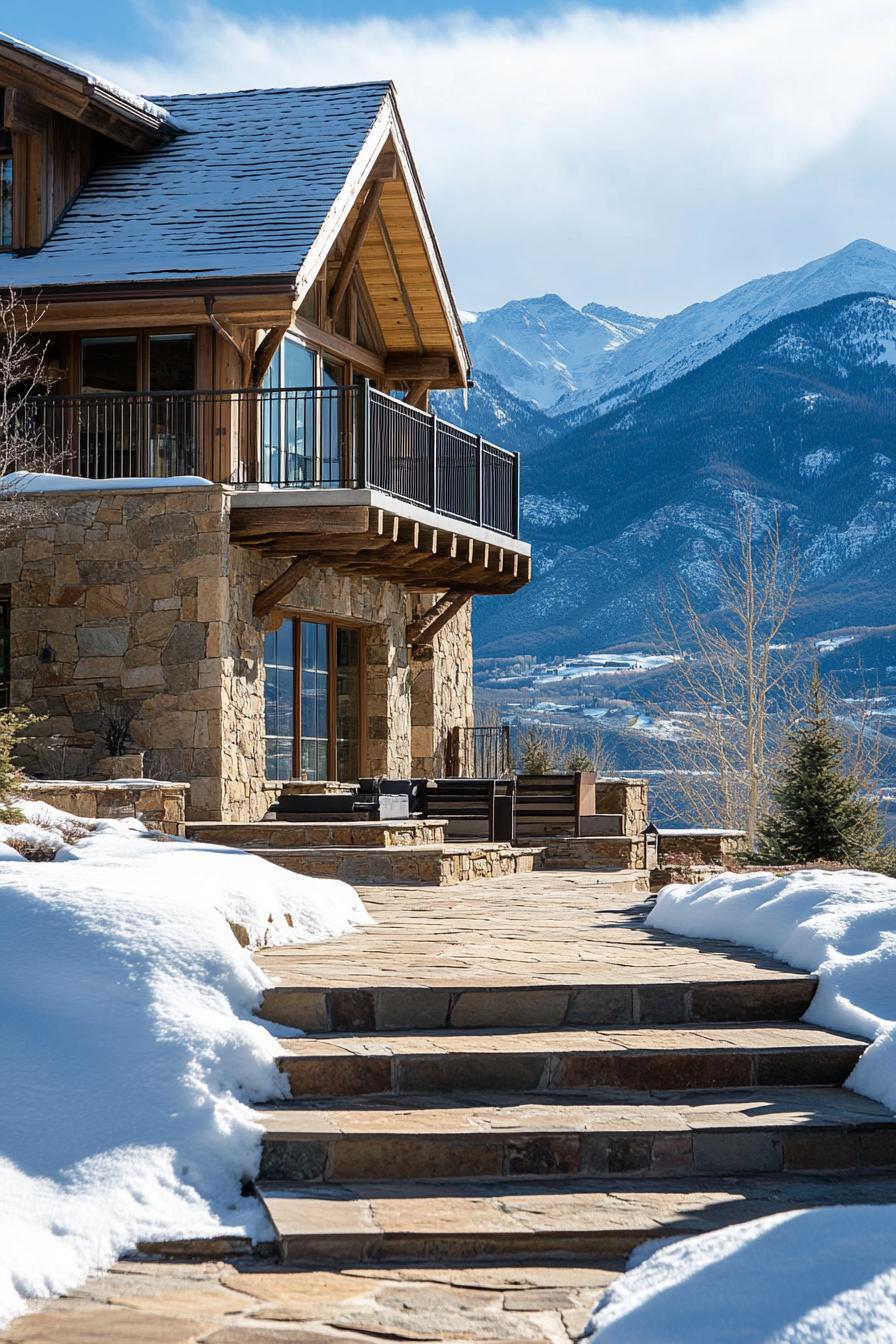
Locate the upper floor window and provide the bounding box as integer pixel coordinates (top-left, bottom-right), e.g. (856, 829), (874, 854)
(0, 130), (12, 251)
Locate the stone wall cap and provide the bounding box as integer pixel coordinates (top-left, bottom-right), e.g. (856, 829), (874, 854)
(21, 778), (190, 792)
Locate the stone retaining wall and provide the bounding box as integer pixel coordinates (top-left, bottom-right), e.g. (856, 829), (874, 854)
(19, 779), (188, 834)
(541, 834), (647, 871)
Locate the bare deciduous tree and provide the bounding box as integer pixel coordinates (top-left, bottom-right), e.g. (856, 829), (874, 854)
(0, 290), (55, 524)
(652, 504), (801, 844)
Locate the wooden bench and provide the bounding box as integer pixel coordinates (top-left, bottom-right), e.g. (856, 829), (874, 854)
(424, 778), (516, 842)
(514, 772), (598, 841)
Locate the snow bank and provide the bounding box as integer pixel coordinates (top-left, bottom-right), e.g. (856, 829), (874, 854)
(585, 867), (896, 1342)
(646, 868), (896, 1110)
(0, 472), (212, 494)
(0, 811), (370, 1326)
(586, 1205), (896, 1342)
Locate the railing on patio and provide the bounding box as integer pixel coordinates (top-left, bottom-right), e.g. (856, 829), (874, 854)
(445, 723), (514, 779)
(29, 380), (521, 538)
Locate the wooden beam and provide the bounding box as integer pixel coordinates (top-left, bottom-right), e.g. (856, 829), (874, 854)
(405, 380), (431, 410)
(411, 593), (471, 650)
(328, 179), (386, 320)
(290, 315), (385, 377)
(368, 152), (399, 181)
(253, 557), (313, 619)
(385, 355), (451, 381)
(3, 88), (49, 134)
(375, 205), (425, 353)
(251, 325), (288, 386)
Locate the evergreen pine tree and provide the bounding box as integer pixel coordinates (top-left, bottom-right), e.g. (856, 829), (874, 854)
(756, 669), (883, 865)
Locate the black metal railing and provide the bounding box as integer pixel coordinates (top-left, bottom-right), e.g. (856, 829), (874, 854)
(31, 381), (521, 538)
(446, 723), (513, 778)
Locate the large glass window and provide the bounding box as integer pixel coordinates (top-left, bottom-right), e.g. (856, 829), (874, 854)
(264, 620), (295, 782)
(80, 336), (138, 393)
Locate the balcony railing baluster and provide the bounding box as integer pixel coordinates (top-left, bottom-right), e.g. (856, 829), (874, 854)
(26, 384), (520, 538)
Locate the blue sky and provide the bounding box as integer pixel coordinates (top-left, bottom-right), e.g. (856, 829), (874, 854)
(13, 1), (896, 314)
(22, 1), (730, 59)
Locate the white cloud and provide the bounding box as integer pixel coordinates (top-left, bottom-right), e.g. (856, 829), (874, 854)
(72, 0), (896, 315)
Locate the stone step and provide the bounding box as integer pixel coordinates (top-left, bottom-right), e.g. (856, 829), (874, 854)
(256, 1085), (896, 1183)
(274, 1022), (865, 1098)
(257, 1170), (896, 1264)
(258, 971), (814, 1032)
(185, 819), (448, 849)
(238, 843), (545, 886)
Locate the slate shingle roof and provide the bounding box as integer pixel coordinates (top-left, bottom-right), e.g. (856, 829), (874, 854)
(0, 82), (392, 288)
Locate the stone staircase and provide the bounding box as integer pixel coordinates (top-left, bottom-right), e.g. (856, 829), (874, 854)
(249, 873), (896, 1265)
(185, 819), (546, 886)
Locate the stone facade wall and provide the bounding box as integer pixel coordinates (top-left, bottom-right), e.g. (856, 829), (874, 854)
(2, 487), (476, 823)
(1, 486), (233, 819)
(409, 596), (474, 777)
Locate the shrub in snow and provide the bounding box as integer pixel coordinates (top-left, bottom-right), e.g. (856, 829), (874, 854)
(0, 708), (40, 823)
(0, 811), (370, 1326)
(756, 673), (882, 866)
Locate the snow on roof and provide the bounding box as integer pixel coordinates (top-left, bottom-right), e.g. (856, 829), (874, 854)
(0, 30), (172, 125)
(0, 81), (392, 288)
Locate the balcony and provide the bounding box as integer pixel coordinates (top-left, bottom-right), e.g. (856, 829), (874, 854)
(31, 382), (521, 539)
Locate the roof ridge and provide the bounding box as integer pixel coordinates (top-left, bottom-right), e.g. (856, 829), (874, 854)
(150, 80), (393, 103)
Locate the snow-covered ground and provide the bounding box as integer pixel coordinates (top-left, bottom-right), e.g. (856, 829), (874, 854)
(586, 1205), (896, 1343)
(0, 801), (370, 1327)
(587, 868), (896, 1341)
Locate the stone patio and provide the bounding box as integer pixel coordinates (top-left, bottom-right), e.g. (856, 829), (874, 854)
(7, 868), (896, 1341)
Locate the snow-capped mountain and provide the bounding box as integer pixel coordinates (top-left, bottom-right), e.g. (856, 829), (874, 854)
(476, 292), (896, 657)
(459, 293), (656, 410)
(554, 238), (896, 416)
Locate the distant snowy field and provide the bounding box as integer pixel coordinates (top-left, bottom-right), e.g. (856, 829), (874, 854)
(0, 802), (370, 1327)
(587, 868), (896, 1341)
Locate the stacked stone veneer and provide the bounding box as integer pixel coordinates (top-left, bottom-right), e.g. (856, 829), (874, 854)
(1, 485), (474, 822)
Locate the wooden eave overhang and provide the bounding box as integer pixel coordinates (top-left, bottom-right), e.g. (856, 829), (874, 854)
(27, 276), (298, 331)
(295, 89), (472, 389)
(0, 33), (175, 150)
(229, 492), (530, 596)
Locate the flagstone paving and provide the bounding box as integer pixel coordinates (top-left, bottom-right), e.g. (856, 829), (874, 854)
(8, 868), (896, 1341)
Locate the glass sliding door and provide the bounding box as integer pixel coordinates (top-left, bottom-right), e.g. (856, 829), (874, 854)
(262, 336), (315, 485)
(263, 616), (366, 783)
(80, 336), (139, 477)
(299, 620), (330, 781)
(148, 334), (196, 475)
(321, 359), (344, 487)
(264, 621), (296, 782)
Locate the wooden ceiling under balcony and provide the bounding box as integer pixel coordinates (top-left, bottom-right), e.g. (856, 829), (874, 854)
(229, 502), (531, 596)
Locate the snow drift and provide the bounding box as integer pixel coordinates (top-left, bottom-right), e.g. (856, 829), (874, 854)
(0, 806), (370, 1325)
(585, 867), (896, 1341)
(646, 867), (896, 1111)
(587, 1204), (896, 1343)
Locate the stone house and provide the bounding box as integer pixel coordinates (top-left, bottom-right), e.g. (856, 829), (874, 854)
(0, 33), (530, 820)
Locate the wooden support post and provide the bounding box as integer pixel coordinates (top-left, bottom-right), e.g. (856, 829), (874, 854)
(409, 592), (470, 650)
(253, 557), (313, 619)
(405, 379), (432, 410)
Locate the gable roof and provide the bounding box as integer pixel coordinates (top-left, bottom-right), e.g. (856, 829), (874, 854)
(0, 82), (393, 288)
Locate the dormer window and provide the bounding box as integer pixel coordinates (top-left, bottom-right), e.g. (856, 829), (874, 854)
(0, 130), (11, 250)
